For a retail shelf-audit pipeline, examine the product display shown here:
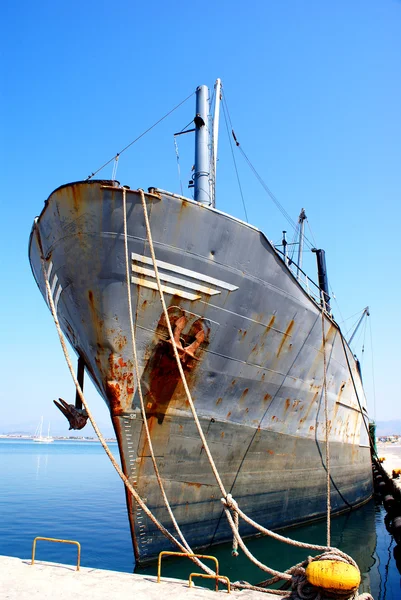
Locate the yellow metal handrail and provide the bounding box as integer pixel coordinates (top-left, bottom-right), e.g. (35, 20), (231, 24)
(158, 551), (219, 590)
(31, 537), (81, 571)
(189, 572), (231, 593)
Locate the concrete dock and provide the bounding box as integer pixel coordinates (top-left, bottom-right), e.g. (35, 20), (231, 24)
(0, 555), (276, 600)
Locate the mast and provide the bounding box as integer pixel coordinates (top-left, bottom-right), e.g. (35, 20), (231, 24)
(348, 307), (370, 346)
(194, 85), (211, 205)
(211, 78), (221, 207)
(296, 208), (307, 281)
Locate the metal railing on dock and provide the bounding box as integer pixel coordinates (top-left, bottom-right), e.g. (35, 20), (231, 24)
(31, 536), (81, 571)
(189, 572), (231, 593)
(158, 551), (222, 591)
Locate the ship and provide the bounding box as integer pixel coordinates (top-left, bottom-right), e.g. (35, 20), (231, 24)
(29, 80), (373, 564)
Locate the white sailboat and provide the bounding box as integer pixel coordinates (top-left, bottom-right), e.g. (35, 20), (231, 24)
(33, 416), (54, 443)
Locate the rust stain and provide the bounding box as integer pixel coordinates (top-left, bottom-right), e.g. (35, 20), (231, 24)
(336, 381), (346, 404)
(114, 334), (127, 352)
(267, 449), (274, 455)
(303, 390), (320, 422)
(106, 381), (122, 414)
(226, 411), (232, 418)
(263, 315), (276, 336)
(185, 481), (202, 488)
(70, 184), (83, 212)
(231, 379), (237, 386)
(277, 320), (295, 357)
(216, 397), (223, 406)
(284, 398), (291, 411)
(221, 431), (225, 438)
(324, 324), (337, 346)
(142, 311), (208, 424)
(264, 393), (272, 402)
(106, 353), (135, 414)
(309, 425), (315, 431)
(239, 388), (249, 402)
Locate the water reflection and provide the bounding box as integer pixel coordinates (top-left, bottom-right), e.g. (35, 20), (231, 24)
(35, 452), (49, 478)
(2, 439), (401, 596)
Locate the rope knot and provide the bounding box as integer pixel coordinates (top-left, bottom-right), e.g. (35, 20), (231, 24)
(222, 493), (239, 511)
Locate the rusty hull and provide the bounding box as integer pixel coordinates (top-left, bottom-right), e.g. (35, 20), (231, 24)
(29, 180), (373, 564)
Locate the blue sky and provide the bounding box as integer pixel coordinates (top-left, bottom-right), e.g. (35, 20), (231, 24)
(1, 0), (400, 435)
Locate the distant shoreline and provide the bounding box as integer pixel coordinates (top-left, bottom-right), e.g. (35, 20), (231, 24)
(0, 434), (117, 442)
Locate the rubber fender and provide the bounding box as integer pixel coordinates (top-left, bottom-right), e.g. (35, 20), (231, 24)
(305, 560), (360, 592)
(383, 494), (396, 513)
(378, 481), (387, 494)
(392, 516), (401, 545)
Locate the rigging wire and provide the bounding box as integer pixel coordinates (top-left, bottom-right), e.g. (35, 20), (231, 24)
(360, 316), (368, 368)
(221, 100), (249, 222)
(222, 92), (316, 250)
(86, 90), (195, 180)
(289, 224), (299, 264)
(368, 317), (377, 421)
(330, 289), (346, 327)
(174, 138), (184, 196)
(345, 310), (366, 339)
(237, 144), (317, 250)
(350, 316), (366, 354)
(111, 155), (119, 181)
(338, 307), (367, 326)
(306, 219), (318, 248)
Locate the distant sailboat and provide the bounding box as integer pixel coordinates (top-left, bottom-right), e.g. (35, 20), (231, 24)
(33, 416), (54, 443)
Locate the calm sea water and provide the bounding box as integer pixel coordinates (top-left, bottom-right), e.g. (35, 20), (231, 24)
(1, 438), (400, 599)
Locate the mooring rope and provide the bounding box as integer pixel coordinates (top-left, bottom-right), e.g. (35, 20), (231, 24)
(222, 495), (336, 554)
(138, 186), (334, 555)
(137, 189), (229, 499)
(35, 226), (203, 562)
(136, 188), (367, 598)
(121, 188), (215, 577)
(35, 186), (370, 598)
(321, 309), (331, 547)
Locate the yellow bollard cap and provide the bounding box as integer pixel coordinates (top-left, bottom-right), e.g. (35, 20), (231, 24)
(306, 560), (360, 592)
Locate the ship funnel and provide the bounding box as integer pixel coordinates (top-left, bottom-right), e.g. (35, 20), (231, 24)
(312, 248), (331, 312)
(193, 85), (211, 205)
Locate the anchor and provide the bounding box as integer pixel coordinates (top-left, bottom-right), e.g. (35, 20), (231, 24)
(170, 315), (206, 363)
(54, 356), (89, 430)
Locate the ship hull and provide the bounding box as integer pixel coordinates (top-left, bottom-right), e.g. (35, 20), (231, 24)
(29, 180), (373, 564)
